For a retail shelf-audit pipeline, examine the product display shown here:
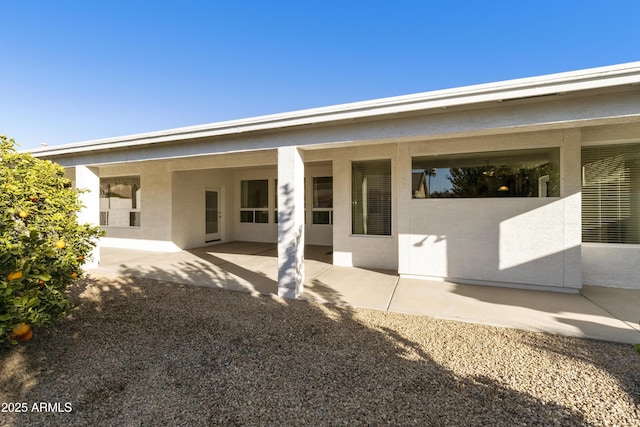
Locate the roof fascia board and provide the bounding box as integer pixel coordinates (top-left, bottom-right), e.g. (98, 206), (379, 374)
(29, 62), (640, 157)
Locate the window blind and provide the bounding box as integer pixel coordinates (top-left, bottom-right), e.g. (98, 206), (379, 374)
(352, 160), (391, 235)
(581, 143), (640, 244)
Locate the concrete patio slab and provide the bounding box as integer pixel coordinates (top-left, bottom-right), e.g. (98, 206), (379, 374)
(96, 246), (278, 294)
(302, 266), (399, 310)
(389, 278), (640, 344)
(91, 243), (640, 344)
(581, 286), (640, 332)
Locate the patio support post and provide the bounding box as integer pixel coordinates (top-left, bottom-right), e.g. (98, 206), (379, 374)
(277, 146), (305, 298)
(75, 165), (101, 268)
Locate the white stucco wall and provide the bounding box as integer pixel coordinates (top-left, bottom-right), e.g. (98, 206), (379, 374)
(92, 152), (334, 251)
(98, 162), (175, 250)
(230, 163), (334, 246)
(398, 130), (582, 290)
(331, 144), (399, 270)
(305, 163), (334, 246)
(232, 167), (278, 243)
(70, 166), (101, 266)
(582, 244), (640, 289)
(404, 198), (574, 288)
(171, 169), (233, 249)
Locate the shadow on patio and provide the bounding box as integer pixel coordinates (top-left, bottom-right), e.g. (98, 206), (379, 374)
(93, 242), (640, 344)
(97, 242), (399, 311)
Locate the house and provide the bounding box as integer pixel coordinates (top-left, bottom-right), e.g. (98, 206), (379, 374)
(31, 62), (640, 297)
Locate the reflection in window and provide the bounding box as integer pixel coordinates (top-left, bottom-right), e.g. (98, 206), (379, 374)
(100, 176), (141, 227)
(582, 142), (640, 244)
(412, 148), (560, 198)
(241, 180), (269, 223)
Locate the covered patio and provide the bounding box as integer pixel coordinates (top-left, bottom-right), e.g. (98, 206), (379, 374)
(90, 242), (640, 344)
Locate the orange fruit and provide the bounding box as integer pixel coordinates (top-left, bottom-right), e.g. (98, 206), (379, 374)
(77, 255), (84, 261)
(8, 271), (23, 281)
(12, 323), (29, 337)
(18, 329), (33, 342)
(18, 211), (29, 218)
(55, 240), (66, 249)
(71, 272), (78, 279)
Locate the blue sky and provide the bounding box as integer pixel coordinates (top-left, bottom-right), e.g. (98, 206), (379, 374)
(1, 1), (639, 150)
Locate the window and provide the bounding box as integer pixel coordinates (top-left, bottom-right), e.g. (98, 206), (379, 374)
(312, 177), (333, 225)
(582, 142), (640, 244)
(99, 176), (141, 227)
(274, 179), (278, 223)
(240, 180), (269, 223)
(412, 148), (560, 198)
(352, 160), (391, 235)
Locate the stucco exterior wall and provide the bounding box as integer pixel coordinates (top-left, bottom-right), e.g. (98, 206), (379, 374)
(98, 161), (174, 247)
(582, 244), (640, 288)
(398, 130), (582, 290)
(304, 163), (333, 246)
(331, 144), (399, 270)
(72, 123), (638, 291)
(232, 167), (278, 243)
(171, 169), (234, 249)
(93, 150), (333, 250)
(216, 163), (334, 246)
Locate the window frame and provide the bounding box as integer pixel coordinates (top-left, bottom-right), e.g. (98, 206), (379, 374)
(411, 147), (561, 199)
(581, 141), (640, 245)
(240, 179), (269, 224)
(351, 159), (392, 236)
(312, 176), (333, 225)
(99, 176), (141, 228)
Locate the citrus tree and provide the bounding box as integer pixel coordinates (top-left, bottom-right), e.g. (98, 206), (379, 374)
(0, 135), (102, 344)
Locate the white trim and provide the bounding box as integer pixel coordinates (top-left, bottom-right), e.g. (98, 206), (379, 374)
(205, 187), (222, 242)
(100, 237), (181, 252)
(582, 242), (640, 249)
(28, 62), (640, 157)
(399, 274), (580, 294)
(581, 138), (640, 147)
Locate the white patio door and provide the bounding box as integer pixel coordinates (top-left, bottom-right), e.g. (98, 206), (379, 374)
(205, 189), (221, 242)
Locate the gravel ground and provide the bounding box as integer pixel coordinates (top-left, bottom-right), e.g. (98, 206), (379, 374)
(1, 274), (640, 427)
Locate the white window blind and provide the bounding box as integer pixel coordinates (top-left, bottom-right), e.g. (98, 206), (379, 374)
(352, 160), (391, 235)
(581, 143), (640, 244)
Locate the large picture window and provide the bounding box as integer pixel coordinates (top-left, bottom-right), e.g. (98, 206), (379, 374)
(240, 180), (269, 223)
(100, 176), (141, 227)
(312, 177), (333, 225)
(352, 160), (391, 236)
(412, 148), (560, 198)
(582, 142), (640, 244)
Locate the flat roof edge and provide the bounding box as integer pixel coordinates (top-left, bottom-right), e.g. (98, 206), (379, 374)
(29, 61), (640, 157)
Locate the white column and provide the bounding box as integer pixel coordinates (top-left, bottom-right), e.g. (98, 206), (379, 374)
(277, 146), (305, 298)
(561, 129), (582, 289)
(75, 165), (101, 268)
(396, 142), (412, 275)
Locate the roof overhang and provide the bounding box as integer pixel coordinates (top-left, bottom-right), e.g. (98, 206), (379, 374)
(29, 61), (640, 158)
